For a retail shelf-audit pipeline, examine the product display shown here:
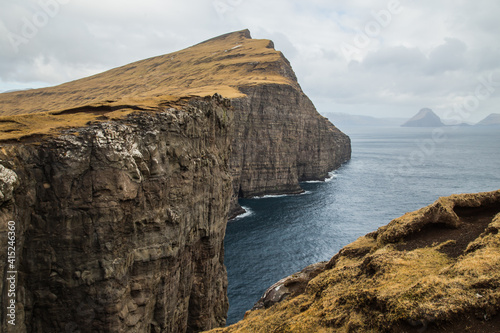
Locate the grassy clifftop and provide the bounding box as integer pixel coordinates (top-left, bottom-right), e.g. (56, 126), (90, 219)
(209, 190), (500, 332)
(0, 29), (296, 141)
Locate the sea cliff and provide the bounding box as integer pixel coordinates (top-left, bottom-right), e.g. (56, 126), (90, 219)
(0, 96), (233, 332)
(0, 30), (350, 332)
(0, 29), (351, 218)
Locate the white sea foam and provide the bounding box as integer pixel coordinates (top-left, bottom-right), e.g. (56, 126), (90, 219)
(231, 206), (253, 220)
(302, 171), (338, 183)
(254, 194), (288, 199)
(325, 172), (338, 182)
(252, 191), (311, 199)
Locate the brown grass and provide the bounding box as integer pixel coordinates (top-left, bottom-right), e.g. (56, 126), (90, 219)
(0, 30), (295, 142)
(0, 95), (184, 142)
(207, 190), (500, 332)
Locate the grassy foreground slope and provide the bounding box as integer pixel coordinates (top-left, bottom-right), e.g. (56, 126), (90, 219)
(209, 190), (500, 332)
(0, 29), (294, 141)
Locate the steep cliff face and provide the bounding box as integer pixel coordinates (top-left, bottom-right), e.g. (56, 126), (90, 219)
(0, 29), (351, 332)
(0, 29), (351, 218)
(209, 190), (500, 332)
(0, 95), (233, 332)
(231, 83), (350, 201)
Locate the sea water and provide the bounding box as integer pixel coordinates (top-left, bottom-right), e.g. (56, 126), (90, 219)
(225, 126), (500, 325)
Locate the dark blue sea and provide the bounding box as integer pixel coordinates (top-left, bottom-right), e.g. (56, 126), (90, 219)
(224, 126), (500, 325)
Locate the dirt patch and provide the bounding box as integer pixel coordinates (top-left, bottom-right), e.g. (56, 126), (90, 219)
(397, 205), (500, 258)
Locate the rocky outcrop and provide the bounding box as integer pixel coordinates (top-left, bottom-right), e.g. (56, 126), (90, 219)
(0, 95), (233, 333)
(402, 108), (445, 127)
(209, 190), (500, 332)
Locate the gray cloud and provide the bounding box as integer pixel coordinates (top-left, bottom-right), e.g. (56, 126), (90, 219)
(1, 0), (499, 121)
(425, 38), (467, 75)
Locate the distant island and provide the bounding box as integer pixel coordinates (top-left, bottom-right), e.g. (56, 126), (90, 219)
(401, 108), (444, 127)
(323, 109), (500, 129)
(476, 113), (500, 126)
(402, 108), (500, 128)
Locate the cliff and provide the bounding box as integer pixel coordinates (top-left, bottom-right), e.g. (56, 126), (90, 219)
(208, 190), (500, 332)
(0, 95), (233, 332)
(0, 30), (350, 332)
(0, 29), (351, 217)
(402, 108), (445, 127)
(230, 84), (350, 202)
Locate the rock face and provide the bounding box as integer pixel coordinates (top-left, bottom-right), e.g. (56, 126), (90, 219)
(0, 30), (351, 332)
(0, 29), (351, 218)
(476, 113), (500, 126)
(402, 108), (445, 127)
(209, 190), (500, 333)
(0, 96), (233, 333)
(229, 84), (350, 214)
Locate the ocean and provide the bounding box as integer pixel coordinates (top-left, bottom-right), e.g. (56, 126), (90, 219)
(224, 125), (500, 325)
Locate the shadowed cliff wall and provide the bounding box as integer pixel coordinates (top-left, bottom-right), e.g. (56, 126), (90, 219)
(0, 95), (232, 333)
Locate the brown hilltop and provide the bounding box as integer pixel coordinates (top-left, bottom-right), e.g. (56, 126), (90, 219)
(0, 29), (351, 212)
(0, 29), (295, 140)
(0, 29), (297, 114)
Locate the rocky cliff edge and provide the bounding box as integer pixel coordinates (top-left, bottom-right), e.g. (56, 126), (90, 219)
(0, 29), (351, 218)
(0, 29), (351, 332)
(0, 95), (233, 332)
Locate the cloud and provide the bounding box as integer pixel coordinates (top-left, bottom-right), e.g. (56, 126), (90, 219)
(0, 0), (499, 121)
(425, 38), (467, 75)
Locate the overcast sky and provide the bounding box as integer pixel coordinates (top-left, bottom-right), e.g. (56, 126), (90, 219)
(1, 0), (499, 122)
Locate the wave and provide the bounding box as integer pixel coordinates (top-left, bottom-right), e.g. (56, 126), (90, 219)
(302, 171), (338, 183)
(325, 171), (338, 182)
(231, 206), (253, 220)
(252, 191), (311, 199)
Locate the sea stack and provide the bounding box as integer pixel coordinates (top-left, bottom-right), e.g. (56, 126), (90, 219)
(402, 108), (445, 127)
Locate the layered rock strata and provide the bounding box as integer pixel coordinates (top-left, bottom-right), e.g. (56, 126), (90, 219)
(230, 84), (350, 205)
(0, 29), (351, 219)
(0, 29), (351, 332)
(209, 190), (500, 332)
(0, 95), (232, 333)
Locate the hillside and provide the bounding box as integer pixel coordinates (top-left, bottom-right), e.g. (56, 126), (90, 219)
(0, 30), (351, 215)
(208, 190), (500, 333)
(402, 108), (444, 127)
(0, 30), (293, 141)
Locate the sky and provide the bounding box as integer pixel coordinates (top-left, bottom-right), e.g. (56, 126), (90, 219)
(1, 0), (500, 122)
